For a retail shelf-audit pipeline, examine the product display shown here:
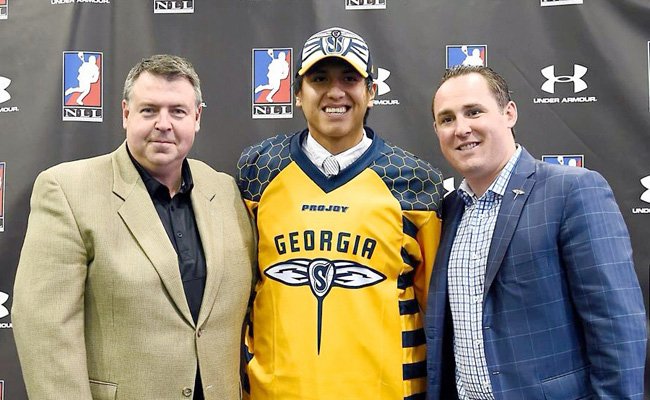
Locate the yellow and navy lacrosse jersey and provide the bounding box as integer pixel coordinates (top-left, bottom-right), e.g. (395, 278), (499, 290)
(237, 129), (443, 400)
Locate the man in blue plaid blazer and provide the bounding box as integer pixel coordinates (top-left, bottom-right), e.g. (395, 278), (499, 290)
(426, 65), (646, 399)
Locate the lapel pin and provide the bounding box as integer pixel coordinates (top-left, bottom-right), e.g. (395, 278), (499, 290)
(512, 189), (525, 200)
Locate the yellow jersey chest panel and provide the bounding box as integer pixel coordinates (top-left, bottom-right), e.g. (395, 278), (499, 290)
(237, 129), (443, 400)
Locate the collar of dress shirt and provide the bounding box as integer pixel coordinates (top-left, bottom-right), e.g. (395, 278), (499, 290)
(302, 130), (373, 175)
(457, 145), (522, 207)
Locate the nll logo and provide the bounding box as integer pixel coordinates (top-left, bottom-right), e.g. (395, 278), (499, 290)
(265, 258), (385, 353)
(541, 0), (583, 6)
(154, 0), (193, 14)
(0, 76), (11, 104)
(0, 291), (9, 319)
(345, 0), (386, 10)
(541, 64), (588, 94)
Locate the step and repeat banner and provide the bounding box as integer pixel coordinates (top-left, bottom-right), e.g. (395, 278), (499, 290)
(0, 0), (649, 398)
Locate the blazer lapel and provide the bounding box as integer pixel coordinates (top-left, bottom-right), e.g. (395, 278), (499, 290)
(483, 148), (536, 299)
(190, 177), (225, 328)
(438, 192), (465, 274)
(111, 143), (195, 326)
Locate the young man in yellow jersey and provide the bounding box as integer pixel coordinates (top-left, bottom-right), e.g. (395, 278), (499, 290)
(238, 27), (443, 400)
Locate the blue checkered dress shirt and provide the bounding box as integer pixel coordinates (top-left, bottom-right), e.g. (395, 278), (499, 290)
(448, 146), (521, 399)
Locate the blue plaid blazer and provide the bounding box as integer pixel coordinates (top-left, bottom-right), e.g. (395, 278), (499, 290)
(425, 147), (647, 400)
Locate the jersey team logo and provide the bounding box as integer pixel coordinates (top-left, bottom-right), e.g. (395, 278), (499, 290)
(252, 48), (293, 119)
(63, 51), (103, 122)
(265, 258), (385, 353)
(0, 0), (8, 20)
(345, 0), (386, 10)
(541, 0), (582, 6)
(541, 154), (584, 167)
(446, 45), (487, 68)
(154, 0), (194, 13)
(0, 162), (4, 232)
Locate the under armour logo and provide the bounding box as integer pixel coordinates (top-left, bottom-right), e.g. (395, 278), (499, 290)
(0, 292), (9, 319)
(0, 76), (11, 104)
(265, 258), (385, 353)
(641, 176), (650, 204)
(541, 64), (588, 94)
(375, 68), (391, 96)
(443, 177), (455, 197)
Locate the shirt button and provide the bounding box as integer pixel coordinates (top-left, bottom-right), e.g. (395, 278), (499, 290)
(474, 339), (482, 348)
(176, 232), (183, 238)
(473, 295), (482, 304)
(182, 387), (193, 397)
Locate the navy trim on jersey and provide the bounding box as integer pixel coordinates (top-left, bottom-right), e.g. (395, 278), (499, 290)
(403, 361), (427, 379)
(401, 248), (418, 269)
(404, 393), (426, 400)
(290, 127), (385, 194)
(399, 299), (419, 315)
(397, 272), (414, 289)
(403, 216), (418, 239)
(402, 329), (426, 347)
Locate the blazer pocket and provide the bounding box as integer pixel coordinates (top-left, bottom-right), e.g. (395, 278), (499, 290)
(89, 379), (117, 400)
(541, 366), (593, 400)
(499, 250), (553, 283)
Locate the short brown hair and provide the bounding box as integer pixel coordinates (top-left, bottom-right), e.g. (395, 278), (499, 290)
(434, 65), (512, 110)
(123, 54), (202, 107)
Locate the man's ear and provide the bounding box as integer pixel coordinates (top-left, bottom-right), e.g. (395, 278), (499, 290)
(194, 104), (202, 132)
(366, 82), (377, 108)
(121, 100), (129, 130)
(504, 100), (518, 128)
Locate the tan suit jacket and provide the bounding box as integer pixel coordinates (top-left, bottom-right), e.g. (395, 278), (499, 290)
(12, 143), (255, 400)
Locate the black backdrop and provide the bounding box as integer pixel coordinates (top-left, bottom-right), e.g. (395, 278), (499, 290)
(0, 0), (648, 398)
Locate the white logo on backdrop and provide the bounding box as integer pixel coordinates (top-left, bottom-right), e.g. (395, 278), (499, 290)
(0, 292), (9, 319)
(541, 65), (588, 94)
(640, 176), (650, 204)
(0, 76), (11, 104)
(375, 68), (391, 96)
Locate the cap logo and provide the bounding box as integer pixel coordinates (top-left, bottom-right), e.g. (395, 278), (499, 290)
(323, 30), (350, 55)
(299, 27), (372, 77)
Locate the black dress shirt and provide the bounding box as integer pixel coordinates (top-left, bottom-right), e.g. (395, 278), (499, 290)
(127, 147), (206, 400)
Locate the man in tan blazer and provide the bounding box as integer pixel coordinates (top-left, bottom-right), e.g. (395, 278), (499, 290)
(12, 54), (255, 400)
